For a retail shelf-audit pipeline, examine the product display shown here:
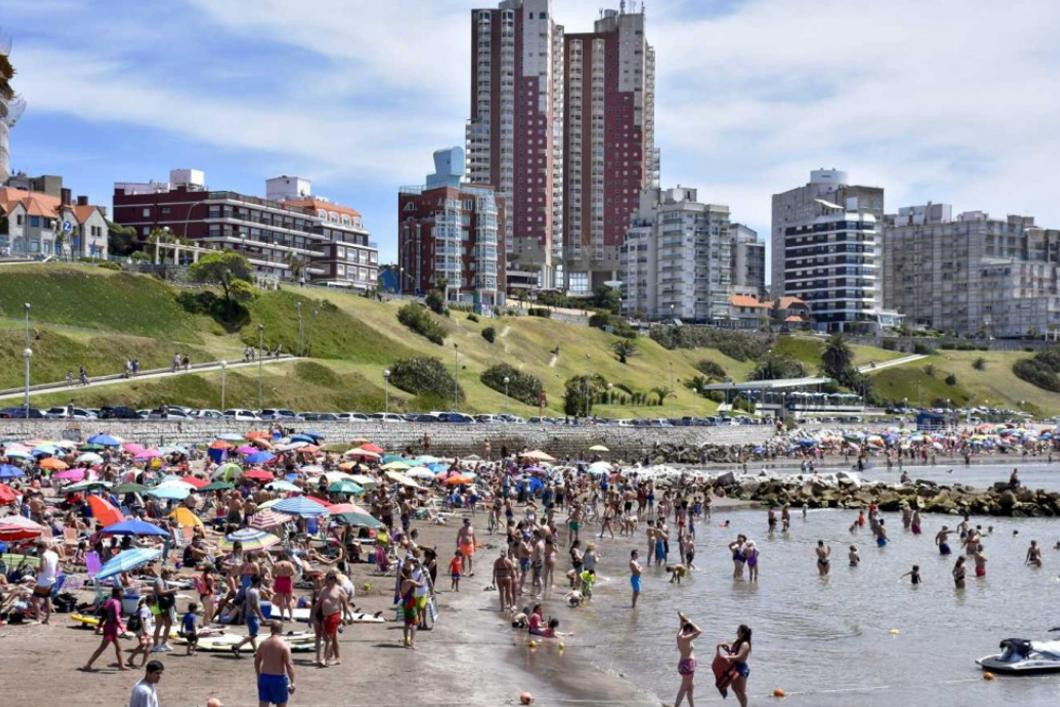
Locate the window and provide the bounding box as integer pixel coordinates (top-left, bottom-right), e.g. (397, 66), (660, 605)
(29, 216), (41, 228)
(142, 208), (151, 218)
(161, 207), (171, 215)
(16, 214), (23, 226)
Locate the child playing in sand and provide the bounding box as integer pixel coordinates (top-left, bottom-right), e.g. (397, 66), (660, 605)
(181, 602), (199, 655)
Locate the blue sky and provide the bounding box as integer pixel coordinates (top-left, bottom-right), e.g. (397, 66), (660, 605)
(4, 0), (1060, 267)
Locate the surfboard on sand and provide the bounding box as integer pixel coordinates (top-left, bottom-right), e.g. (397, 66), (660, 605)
(195, 631), (316, 653)
(285, 606), (385, 623)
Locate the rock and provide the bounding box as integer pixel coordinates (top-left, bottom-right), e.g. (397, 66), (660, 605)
(999, 490), (1016, 509)
(715, 471), (736, 487)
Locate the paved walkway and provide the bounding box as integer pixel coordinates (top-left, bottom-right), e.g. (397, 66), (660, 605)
(858, 353), (926, 374)
(0, 356), (303, 401)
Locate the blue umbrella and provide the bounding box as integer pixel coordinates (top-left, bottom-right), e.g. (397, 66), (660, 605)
(0, 464), (24, 479)
(87, 434), (121, 447)
(273, 495), (329, 518)
(302, 430), (326, 440)
(96, 547), (161, 581)
(289, 434), (318, 444)
(246, 451), (276, 465)
(147, 485), (191, 501)
(101, 519), (170, 537)
(32, 445), (61, 457)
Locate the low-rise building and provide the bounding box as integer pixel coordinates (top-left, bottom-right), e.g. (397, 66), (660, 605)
(397, 147), (506, 312)
(726, 293), (809, 330)
(621, 186), (731, 322)
(112, 169), (378, 290)
(0, 184), (108, 258)
(882, 205), (1060, 337)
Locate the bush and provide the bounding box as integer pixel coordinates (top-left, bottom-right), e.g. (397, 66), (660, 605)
(425, 289), (446, 314)
(563, 374), (609, 416)
(481, 326), (496, 343)
(882, 338), (898, 351)
(176, 290), (250, 330)
(923, 364), (935, 377)
(397, 303), (446, 345)
(389, 357), (463, 400)
(749, 354), (806, 381)
(96, 260), (121, 271)
(913, 342), (936, 355)
(527, 307), (552, 318)
(944, 373), (958, 386)
(1012, 347), (1060, 392)
(650, 325), (768, 361)
(467, 312), (479, 323)
(611, 338), (637, 363)
(695, 360), (727, 380)
(973, 357), (986, 371)
(480, 364), (543, 406)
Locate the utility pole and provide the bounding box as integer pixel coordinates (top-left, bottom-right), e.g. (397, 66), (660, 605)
(23, 302), (31, 349)
(503, 375), (510, 414)
(23, 348), (32, 417)
(453, 343), (459, 410)
(384, 369), (391, 415)
(296, 301), (304, 355)
(257, 323), (265, 409)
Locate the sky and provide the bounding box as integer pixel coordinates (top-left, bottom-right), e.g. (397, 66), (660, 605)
(4, 0), (1060, 268)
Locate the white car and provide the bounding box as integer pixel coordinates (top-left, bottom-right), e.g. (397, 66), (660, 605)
(223, 408), (260, 421)
(45, 406), (97, 420)
(194, 409), (224, 419)
(368, 412), (404, 422)
(336, 412), (370, 422)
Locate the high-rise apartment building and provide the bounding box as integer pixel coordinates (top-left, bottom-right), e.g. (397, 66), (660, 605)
(730, 223), (765, 297)
(467, 0), (563, 288)
(621, 186), (730, 322)
(563, 6), (657, 294)
(398, 147), (506, 313)
(883, 205), (1060, 338)
(771, 169), (884, 332)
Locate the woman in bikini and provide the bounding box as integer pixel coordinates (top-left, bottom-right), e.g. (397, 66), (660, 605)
(952, 555), (967, 589)
(718, 624), (752, 707)
(728, 535), (747, 579)
(674, 611), (702, 707)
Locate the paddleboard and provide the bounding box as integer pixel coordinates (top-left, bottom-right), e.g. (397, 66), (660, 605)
(69, 613), (182, 640)
(712, 654), (735, 697)
(286, 607), (385, 623)
(195, 631), (316, 653)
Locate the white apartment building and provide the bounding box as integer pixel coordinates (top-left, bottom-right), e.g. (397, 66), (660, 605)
(621, 186), (731, 321)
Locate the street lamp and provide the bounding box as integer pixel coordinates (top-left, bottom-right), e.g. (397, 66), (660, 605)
(23, 302), (31, 349)
(257, 324), (265, 409)
(22, 348), (32, 418)
(503, 375), (510, 412)
(607, 382), (613, 406)
(453, 343), (459, 410)
(384, 369), (391, 415)
(220, 360), (227, 411)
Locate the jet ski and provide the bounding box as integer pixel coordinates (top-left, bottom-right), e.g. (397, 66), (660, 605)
(977, 638), (1060, 675)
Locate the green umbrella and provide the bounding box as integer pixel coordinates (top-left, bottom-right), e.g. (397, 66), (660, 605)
(79, 443), (106, 452)
(334, 511), (383, 529)
(328, 480), (364, 495)
(113, 482), (149, 495)
(198, 481), (235, 493)
(212, 462), (243, 481)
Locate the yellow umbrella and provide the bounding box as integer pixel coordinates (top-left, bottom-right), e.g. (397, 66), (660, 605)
(169, 507), (204, 529)
(588, 445), (609, 453)
(381, 460), (412, 471)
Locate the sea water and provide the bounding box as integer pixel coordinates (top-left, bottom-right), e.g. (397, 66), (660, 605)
(567, 499), (1060, 705)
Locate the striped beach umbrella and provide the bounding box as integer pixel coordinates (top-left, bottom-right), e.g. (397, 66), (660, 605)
(220, 527), (280, 553)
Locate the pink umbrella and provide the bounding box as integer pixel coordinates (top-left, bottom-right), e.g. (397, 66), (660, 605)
(52, 468), (86, 482)
(236, 445), (259, 455)
(123, 442), (146, 454)
(135, 449), (162, 460)
(0, 515), (44, 541)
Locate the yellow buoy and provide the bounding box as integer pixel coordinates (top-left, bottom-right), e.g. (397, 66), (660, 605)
(889, 628), (900, 635)
(362, 582), (372, 592)
(528, 640), (538, 648)
(773, 687), (786, 698)
(558, 642), (565, 651)
(983, 671), (995, 681)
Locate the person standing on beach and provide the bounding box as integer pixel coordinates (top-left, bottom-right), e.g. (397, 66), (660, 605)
(674, 611), (702, 707)
(816, 540), (831, 576)
(645, 520), (656, 567)
(33, 539), (59, 624)
(255, 621), (296, 707)
(457, 518), (477, 577)
(781, 504), (791, 533)
(630, 550), (642, 608)
(492, 550), (516, 612)
(728, 535), (747, 579)
(128, 660), (164, 707)
(231, 575), (267, 658)
(272, 553), (296, 621)
(717, 624), (752, 707)
(314, 571), (347, 666)
(82, 586), (127, 672)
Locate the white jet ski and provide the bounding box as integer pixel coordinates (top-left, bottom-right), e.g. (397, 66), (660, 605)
(977, 638), (1060, 675)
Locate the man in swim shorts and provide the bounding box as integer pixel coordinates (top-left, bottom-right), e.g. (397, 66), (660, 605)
(457, 518), (477, 576)
(629, 549), (642, 608)
(272, 553), (296, 621)
(314, 571), (347, 667)
(255, 621), (296, 707)
(935, 526), (953, 555)
(816, 540), (831, 576)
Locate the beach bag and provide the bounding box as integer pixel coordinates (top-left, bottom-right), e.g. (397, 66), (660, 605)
(126, 612), (142, 633)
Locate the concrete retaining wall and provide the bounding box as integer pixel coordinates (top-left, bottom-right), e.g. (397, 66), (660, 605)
(0, 420), (896, 458)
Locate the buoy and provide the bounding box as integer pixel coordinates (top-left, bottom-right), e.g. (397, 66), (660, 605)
(362, 582), (372, 592)
(528, 640), (538, 648)
(558, 642), (565, 651)
(773, 687), (786, 698)
(889, 628), (900, 635)
(520, 691), (534, 704)
(983, 671), (995, 681)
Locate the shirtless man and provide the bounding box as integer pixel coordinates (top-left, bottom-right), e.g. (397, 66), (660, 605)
(456, 518), (477, 577)
(816, 540), (831, 576)
(1026, 540), (1043, 568)
(630, 549), (643, 608)
(255, 621), (296, 707)
(935, 526), (954, 555)
(271, 553), (296, 621)
(530, 530), (546, 595)
(674, 611), (702, 707)
(645, 520), (657, 568)
(973, 545), (988, 578)
(231, 575), (267, 657)
(313, 571), (347, 667)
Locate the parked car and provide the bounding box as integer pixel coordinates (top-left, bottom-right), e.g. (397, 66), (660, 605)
(258, 408), (302, 421)
(147, 408), (191, 420)
(302, 412), (340, 421)
(223, 409), (260, 421)
(497, 414), (525, 424)
(44, 406), (97, 420)
(335, 412), (371, 422)
(437, 412), (474, 423)
(474, 414), (503, 423)
(0, 406), (46, 418)
(407, 413), (441, 423)
(367, 412), (404, 423)
(98, 406), (143, 420)
(193, 409), (224, 419)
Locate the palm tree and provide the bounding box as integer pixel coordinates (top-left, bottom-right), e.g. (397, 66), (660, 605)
(650, 386), (672, 405)
(0, 51), (14, 102)
(611, 338), (637, 364)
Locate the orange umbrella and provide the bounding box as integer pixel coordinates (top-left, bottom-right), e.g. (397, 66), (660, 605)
(39, 457), (69, 471)
(444, 475), (472, 486)
(88, 494), (124, 526)
(244, 430), (271, 441)
(209, 440), (233, 450)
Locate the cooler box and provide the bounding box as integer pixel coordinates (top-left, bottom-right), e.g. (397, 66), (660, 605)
(122, 594), (140, 615)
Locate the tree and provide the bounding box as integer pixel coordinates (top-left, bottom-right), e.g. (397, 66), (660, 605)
(650, 386), (673, 405)
(286, 252), (307, 283)
(107, 220), (138, 256)
(611, 338), (637, 364)
(425, 288), (446, 314)
(973, 357), (986, 371)
(0, 49), (14, 102)
(591, 285), (621, 315)
(188, 251), (252, 302)
(563, 374), (608, 416)
(749, 354), (806, 381)
(821, 334), (856, 386)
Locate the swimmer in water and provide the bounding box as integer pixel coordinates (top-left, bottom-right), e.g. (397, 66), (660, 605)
(900, 564), (922, 585)
(973, 545), (987, 578)
(629, 549), (642, 608)
(849, 545), (860, 567)
(816, 540), (831, 576)
(1026, 540), (1042, 568)
(874, 518), (888, 547)
(952, 556), (966, 589)
(935, 526), (954, 555)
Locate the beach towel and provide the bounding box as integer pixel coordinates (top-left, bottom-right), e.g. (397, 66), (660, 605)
(713, 654), (738, 698)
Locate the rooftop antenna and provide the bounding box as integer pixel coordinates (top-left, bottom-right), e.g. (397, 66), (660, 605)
(620, 0), (626, 13)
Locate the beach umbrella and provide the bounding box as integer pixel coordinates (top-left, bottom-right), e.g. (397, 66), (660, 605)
(0, 483), (18, 504)
(0, 464), (24, 479)
(197, 481), (234, 493)
(404, 467), (435, 480)
(345, 448), (380, 461)
(216, 433), (246, 443)
(328, 480), (365, 494)
(380, 460), (411, 471)
(0, 515), (45, 541)
(520, 449), (555, 462)
(113, 482), (149, 495)
(381, 454), (406, 465)
(3, 449), (32, 460)
(53, 468), (86, 482)
(122, 442), (146, 454)
(209, 439), (233, 450)
(587, 461), (612, 476)
(169, 507), (204, 529)
(79, 443), (105, 452)
(157, 445), (187, 456)
(588, 444), (609, 452)
(444, 475), (472, 486)
(32, 444), (63, 457)
(39, 457), (69, 471)
(135, 449), (162, 460)
(347, 474), (378, 489)
(102, 518), (169, 537)
(246, 451), (276, 465)
(249, 509), (289, 530)
(357, 442), (382, 454)
(75, 452), (104, 465)
(243, 468), (275, 483)
(331, 503), (383, 529)
(265, 479), (301, 493)
(88, 494), (124, 526)
(289, 434), (319, 444)
(415, 455), (441, 465)
(236, 445), (258, 455)
(212, 462), (243, 481)
(87, 434), (121, 447)
(96, 547), (161, 581)
(147, 484), (191, 501)
(273, 495), (329, 518)
(65, 478), (111, 492)
(220, 528), (280, 553)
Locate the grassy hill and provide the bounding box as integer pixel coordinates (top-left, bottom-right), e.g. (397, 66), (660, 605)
(3, 264), (1057, 415)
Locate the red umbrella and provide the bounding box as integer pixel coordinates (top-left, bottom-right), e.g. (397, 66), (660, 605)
(0, 483), (18, 505)
(181, 476), (208, 489)
(0, 515), (45, 541)
(243, 469), (274, 483)
(88, 495), (124, 526)
(209, 440), (233, 450)
(360, 443), (384, 454)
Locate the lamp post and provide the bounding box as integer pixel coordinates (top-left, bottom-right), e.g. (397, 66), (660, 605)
(384, 369), (391, 415)
(22, 348), (32, 418)
(584, 353), (591, 419)
(296, 301), (304, 356)
(23, 302), (31, 350)
(220, 360), (228, 411)
(257, 323), (265, 409)
(503, 375), (510, 413)
(453, 343), (459, 410)
(607, 382), (613, 406)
